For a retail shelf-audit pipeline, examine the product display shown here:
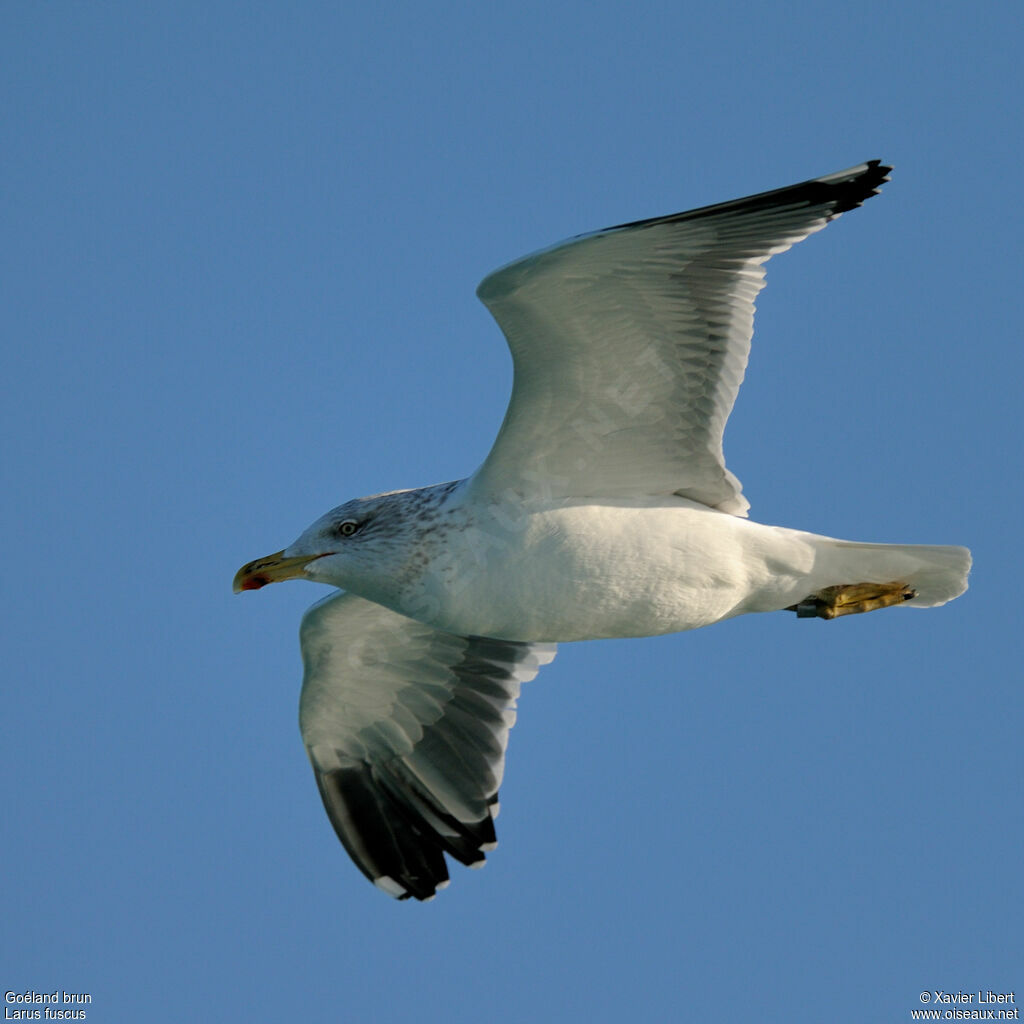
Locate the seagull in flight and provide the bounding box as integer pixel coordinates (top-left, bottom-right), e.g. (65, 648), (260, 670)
(235, 160), (970, 901)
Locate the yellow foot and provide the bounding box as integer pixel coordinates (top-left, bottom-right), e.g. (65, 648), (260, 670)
(788, 581), (916, 620)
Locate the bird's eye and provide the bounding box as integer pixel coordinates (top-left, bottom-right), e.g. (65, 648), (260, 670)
(336, 520), (360, 537)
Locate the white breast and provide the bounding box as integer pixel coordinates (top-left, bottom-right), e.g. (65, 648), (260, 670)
(399, 497), (818, 643)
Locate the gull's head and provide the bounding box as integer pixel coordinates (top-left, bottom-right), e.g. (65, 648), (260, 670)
(233, 488), (444, 596)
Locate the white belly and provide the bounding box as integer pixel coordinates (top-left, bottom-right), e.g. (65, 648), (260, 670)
(402, 496), (820, 642)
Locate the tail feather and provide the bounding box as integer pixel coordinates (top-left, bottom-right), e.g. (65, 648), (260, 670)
(822, 540), (971, 608)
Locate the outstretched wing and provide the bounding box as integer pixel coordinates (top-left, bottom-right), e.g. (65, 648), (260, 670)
(298, 591), (556, 900)
(469, 160), (891, 515)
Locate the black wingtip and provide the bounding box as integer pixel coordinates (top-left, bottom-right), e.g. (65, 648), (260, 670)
(604, 159), (894, 235)
(819, 159), (892, 218)
(313, 761), (502, 902)
(314, 765), (452, 901)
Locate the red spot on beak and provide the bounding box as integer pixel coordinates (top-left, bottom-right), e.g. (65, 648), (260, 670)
(239, 574), (270, 591)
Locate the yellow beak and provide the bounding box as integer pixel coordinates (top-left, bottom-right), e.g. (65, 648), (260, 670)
(233, 550), (319, 592)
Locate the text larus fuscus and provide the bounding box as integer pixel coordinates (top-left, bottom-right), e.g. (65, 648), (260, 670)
(234, 160), (970, 901)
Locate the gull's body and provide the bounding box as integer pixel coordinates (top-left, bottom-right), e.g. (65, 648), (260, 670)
(236, 161), (970, 901)
(313, 483), (965, 644)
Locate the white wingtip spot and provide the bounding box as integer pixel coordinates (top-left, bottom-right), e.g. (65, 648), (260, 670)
(468, 858), (487, 870)
(374, 875), (408, 898)
(436, 879), (451, 890)
(534, 644), (557, 666)
(491, 800), (501, 820)
(480, 841), (498, 852)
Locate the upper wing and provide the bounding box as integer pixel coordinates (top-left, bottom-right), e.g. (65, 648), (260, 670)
(298, 591), (556, 901)
(469, 161), (891, 515)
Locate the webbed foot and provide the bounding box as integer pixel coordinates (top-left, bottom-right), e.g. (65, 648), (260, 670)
(788, 581), (916, 620)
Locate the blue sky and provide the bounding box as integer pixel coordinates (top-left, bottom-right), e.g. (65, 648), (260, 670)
(4, 2), (1021, 1021)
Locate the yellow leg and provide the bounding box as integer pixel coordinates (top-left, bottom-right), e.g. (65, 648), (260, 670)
(788, 581), (916, 620)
